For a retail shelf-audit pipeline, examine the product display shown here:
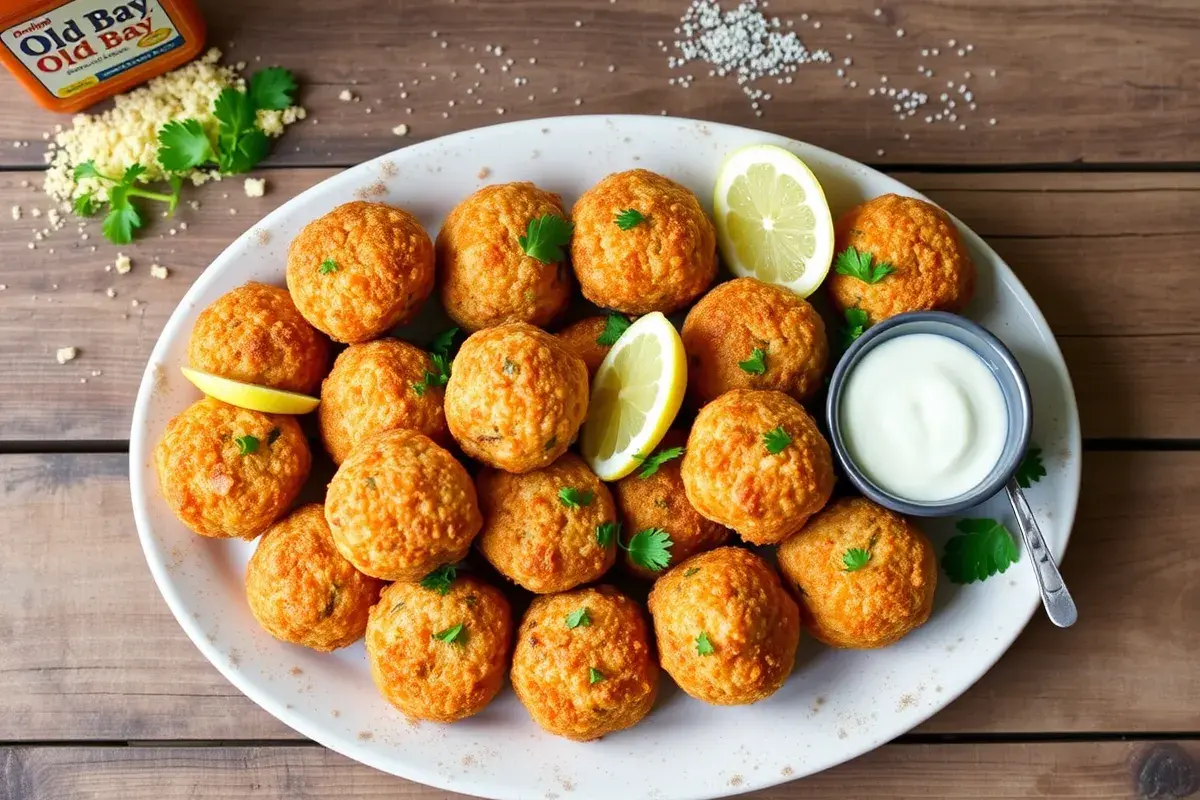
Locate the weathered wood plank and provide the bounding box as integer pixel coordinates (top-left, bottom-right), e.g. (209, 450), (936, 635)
(1, 451), (1196, 741)
(5, 740), (1195, 799)
(0, 0), (1198, 167)
(0, 170), (1196, 442)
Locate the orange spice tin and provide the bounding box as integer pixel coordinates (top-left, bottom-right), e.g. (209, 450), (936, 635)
(0, 0), (206, 113)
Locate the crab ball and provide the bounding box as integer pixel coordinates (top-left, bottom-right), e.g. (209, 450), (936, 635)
(681, 277), (828, 406)
(571, 169), (717, 315)
(188, 281), (329, 394)
(366, 574), (512, 723)
(681, 389), (834, 545)
(154, 397), (310, 539)
(438, 182), (572, 331)
(445, 322), (589, 473)
(827, 193), (975, 324)
(777, 497), (937, 649)
(325, 429), (481, 582)
(245, 504), (385, 651)
(648, 547), (799, 705)
(318, 339), (449, 465)
(511, 585), (659, 740)
(555, 315), (616, 380)
(286, 201), (435, 343)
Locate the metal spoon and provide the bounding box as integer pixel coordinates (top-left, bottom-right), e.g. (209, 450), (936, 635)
(1005, 478), (1077, 628)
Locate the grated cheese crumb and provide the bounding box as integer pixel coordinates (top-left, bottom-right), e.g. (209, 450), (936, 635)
(56, 347), (78, 364)
(105, 287), (117, 298)
(392, 124), (410, 137)
(243, 178), (266, 198)
(10, 206), (20, 221)
(339, 89), (356, 102)
(150, 264), (169, 280)
(114, 253), (132, 274)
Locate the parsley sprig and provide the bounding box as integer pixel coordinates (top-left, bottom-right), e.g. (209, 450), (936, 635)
(558, 487), (595, 509)
(941, 518), (1019, 584)
(840, 308), (870, 350)
(566, 608), (592, 629)
(413, 328), (458, 397)
(842, 534), (879, 572)
(234, 434), (259, 455)
(419, 564), (457, 595)
(588, 667), (605, 684)
(518, 214), (573, 264)
(596, 313), (631, 347)
(432, 623), (466, 644)
(835, 246), (895, 284)
(614, 209), (648, 230)
(622, 528), (673, 572)
(695, 632), (715, 656)
(72, 161), (182, 245)
(633, 445), (685, 479)
(763, 426), (792, 455)
(596, 521), (620, 548)
(738, 347), (767, 376)
(1015, 445), (1047, 488)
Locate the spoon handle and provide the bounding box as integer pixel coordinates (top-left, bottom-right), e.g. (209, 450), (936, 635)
(1005, 479), (1077, 628)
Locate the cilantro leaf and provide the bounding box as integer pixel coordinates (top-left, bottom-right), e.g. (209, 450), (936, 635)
(518, 214), (573, 264)
(614, 208), (647, 229)
(623, 528), (673, 572)
(595, 313), (631, 347)
(941, 518), (1019, 584)
(696, 632), (714, 656)
(432, 623), (466, 644)
(101, 185), (142, 245)
(222, 128), (269, 174)
(763, 426), (791, 455)
(634, 446), (685, 479)
(558, 487), (595, 509)
(834, 246), (895, 284)
(419, 564), (456, 595)
(318, 258), (338, 274)
(429, 327), (460, 359)
(213, 87), (257, 137)
(412, 381), (427, 397)
(234, 434), (260, 455)
(565, 608), (591, 629)
(588, 667), (605, 684)
(738, 347), (767, 376)
(842, 547), (871, 571)
(157, 119), (216, 172)
(73, 161), (107, 181)
(166, 174), (183, 216)
(840, 307), (870, 350)
(122, 163), (147, 184)
(1015, 445), (1047, 489)
(249, 67), (298, 111)
(73, 192), (96, 217)
(596, 521), (620, 548)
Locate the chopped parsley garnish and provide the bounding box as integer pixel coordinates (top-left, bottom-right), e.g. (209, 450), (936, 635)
(596, 313), (631, 347)
(842, 534), (878, 572)
(622, 528), (673, 573)
(432, 623), (466, 644)
(267, 427), (281, 445)
(565, 608), (592, 629)
(941, 518), (1019, 584)
(429, 327), (460, 359)
(763, 426), (791, 455)
(695, 632), (715, 656)
(588, 667), (605, 684)
(72, 160), (181, 245)
(834, 246), (895, 284)
(365, 476), (377, 489)
(419, 564), (456, 595)
(1015, 445), (1047, 489)
(634, 445), (685, 479)
(684, 567), (700, 577)
(413, 335), (454, 396)
(614, 208), (648, 230)
(558, 487), (595, 509)
(234, 434), (259, 455)
(738, 347), (767, 376)
(518, 214), (573, 264)
(841, 307), (870, 350)
(595, 521), (620, 548)
(318, 258), (338, 275)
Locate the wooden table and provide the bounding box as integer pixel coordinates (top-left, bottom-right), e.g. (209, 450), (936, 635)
(2, 1), (1198, 797)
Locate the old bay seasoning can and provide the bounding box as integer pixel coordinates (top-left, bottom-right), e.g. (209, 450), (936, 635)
(0, 0), (206, 113)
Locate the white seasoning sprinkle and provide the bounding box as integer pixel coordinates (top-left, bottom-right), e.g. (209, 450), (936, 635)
(896, 28), (905, 37)
(338, 89), (355, 102)
(876, 148), (885, 156)
(989, 118), (997, 125)
(846, 33), (853, 40)
(55, 346), (78, 364)
(948, 38), (957, 46)
(106, 287), (116, 298)
(873, 8), (882, 16)
(574, 98), (582, 106)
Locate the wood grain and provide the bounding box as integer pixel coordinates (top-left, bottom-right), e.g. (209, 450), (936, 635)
(1, 0), (1198, 168)
(2, 451), (1197, 742)
(6, 740), (1197, 799)
(1, 170), (1197, 442)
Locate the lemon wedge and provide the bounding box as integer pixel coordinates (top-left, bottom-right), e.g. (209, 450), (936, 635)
(713, 144), (835, 297)
(180, 367), (320, 415)
(580, 312), (686, 481)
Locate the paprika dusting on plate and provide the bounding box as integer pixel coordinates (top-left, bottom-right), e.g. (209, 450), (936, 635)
(0, 0), (205, 113)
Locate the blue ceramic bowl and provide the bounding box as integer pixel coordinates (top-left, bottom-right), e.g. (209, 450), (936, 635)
(825, 311), (1032, 517)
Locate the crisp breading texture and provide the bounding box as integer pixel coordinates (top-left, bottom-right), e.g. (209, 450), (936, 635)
(648, 547), (799, 706)
(777, 497), (936, 649)
(554, 315), (612, 380)
(245, 504), (384, 652)
(154, 397), (310, 539)
(511, 586), (659, 741)
(366, 575), (512, 723)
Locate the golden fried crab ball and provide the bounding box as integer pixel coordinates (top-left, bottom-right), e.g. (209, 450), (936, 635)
(245, 504), (384, 651)
(511, 586), (658, 740)
(827, 193), (975, 324)
(777, 497), (936, 649)
(681, 389), (834, 545)
(613, 430), (730, 580)
(318, 339), (449, 464)
(366, 575), (512, 723)
(681, 278), (828, 406)
(154, 397), (310, 539)
(648, 547), (799, 705)
(571, 169), (717, 315)
(188, 281), (329, 394)
(445, 323), (589, 473)
(325, 429), (481, 582)
(286, 201), (435, 343)
(477, 453), (617, 593)
(438, 182), (572, 331)
(555, 315), (616, 380)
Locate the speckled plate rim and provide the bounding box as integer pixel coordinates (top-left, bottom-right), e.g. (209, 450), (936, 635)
(129, 115), (1081, 800)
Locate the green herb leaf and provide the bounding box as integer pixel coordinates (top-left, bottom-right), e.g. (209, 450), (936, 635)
(73, 192), (96, 217)
(842, 547), (872, 572)
(696, 632), (715, 655)
(1015, 445), (1047, 489)
(595, 313), (631, 347)
(634, 446), (685, 479)
(213, 86), (257, 138)
(623, 528), (673, 572)
(565, 608), (592, 629)
(834, 245), (895, 284)
(429, 327), (460, 359)
(942, 518), (1019, 584)
(366, 476), (377, 489)
(412, 381), (427, 397)
(73, 161), (108, 181)
(419, 564), (457, 595)
(318, 258), (338, 274)
(738, 347), (767, 376)
(101, 185), (142, 245)
(595, 521), (620, 548)
(684, 567), (700, 577)
(234, 434), (260, 455)
(121, 163), (147, 185)
(221, 128), (269, 174)
(248, 67), (298, 111)
(763, 426), (792, 455)
(588, 667), (605, 684)
(157, 119), (217, 172)
(558, 487), (595, 509)
(267, 427), (281, 444)
(840, 307), (870, 350)
(427, 353), (451, 386)
(432, 623), (466, 644)
(614, 208), (648, 230)
(166, 174), (183, 216)
(518, 214), (573, 264)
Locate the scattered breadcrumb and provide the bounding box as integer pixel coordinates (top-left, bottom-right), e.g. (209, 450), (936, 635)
(243, 177), (266, 198)
(105, 287), (117, 298)
(56, 347), (78, 364)
(339, 89), (356, 102)
(150, 264), (169, 280)
(114, 253), (132, 274)
(392, 124), (409, 136)
(10, 206), (19, 221)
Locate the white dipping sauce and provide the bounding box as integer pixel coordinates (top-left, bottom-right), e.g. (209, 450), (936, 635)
(840, 333), (1008, 503)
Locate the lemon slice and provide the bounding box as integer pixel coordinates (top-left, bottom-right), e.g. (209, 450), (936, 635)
(713, 144), (835, 297)
(580, 312), (686, 481)
(180, 367), (320, 415)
